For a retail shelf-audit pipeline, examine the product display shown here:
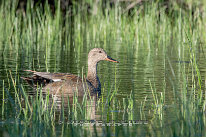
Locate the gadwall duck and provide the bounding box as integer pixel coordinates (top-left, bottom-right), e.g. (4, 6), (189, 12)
(22, 48), (119, 96)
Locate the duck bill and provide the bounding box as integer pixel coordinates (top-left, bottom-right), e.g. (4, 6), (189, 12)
(105, 56), (119, 63)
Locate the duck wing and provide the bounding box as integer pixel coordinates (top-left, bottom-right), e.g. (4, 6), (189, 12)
(33, 72), (78, 81)
(22, 70), (82, 87)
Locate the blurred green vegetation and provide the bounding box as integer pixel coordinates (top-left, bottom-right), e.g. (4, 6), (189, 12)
(3, 0), (206, 17)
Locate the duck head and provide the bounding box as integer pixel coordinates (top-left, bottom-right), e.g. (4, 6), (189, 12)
(88, 48), (119, 65)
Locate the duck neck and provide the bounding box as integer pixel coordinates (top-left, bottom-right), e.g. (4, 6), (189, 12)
(87, 62), (99, 89)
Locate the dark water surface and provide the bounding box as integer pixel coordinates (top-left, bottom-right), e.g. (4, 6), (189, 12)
(0, 40), (206, 136)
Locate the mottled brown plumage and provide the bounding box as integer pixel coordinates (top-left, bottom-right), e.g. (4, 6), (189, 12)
(22, 48), (119, 96)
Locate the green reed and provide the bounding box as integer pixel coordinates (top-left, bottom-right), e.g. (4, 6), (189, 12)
(1, 0), (206, 136)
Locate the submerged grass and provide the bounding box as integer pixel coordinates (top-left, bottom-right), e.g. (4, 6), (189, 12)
(0, 0), (206, 136)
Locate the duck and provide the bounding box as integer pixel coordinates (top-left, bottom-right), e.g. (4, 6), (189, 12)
(22, 48), (119, 96)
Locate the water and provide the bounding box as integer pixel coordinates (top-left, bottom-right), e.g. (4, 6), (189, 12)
(0, 39), (205, 136)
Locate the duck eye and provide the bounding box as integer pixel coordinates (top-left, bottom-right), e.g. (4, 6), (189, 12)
(99, 51), (102, 53)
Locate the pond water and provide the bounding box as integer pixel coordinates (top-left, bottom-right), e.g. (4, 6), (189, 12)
(0, 37), (206, 136)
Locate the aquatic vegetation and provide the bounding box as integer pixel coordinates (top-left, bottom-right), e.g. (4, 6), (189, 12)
(0, 0), (206, 136)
